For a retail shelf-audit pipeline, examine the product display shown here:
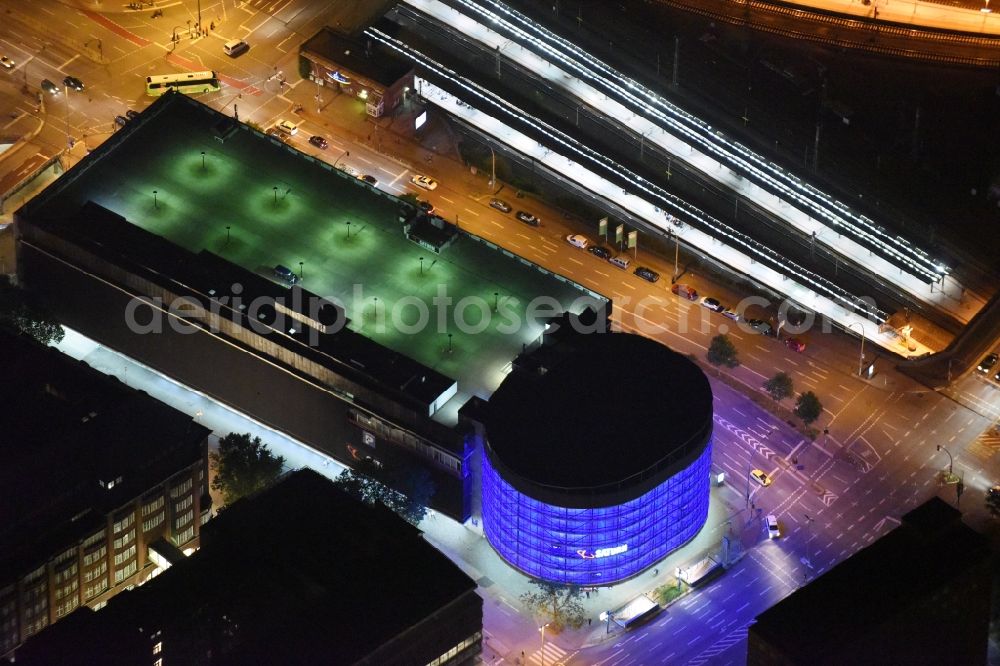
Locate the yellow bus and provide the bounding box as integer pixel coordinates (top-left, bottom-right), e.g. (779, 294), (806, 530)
(145, 70), (221, 97)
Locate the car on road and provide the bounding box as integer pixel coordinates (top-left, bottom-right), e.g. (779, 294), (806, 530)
(410, 174), (438, 190)
(0, 56), (15, 70)
(41, 79), (60, 95)
(358, 174), (378, 185)
(275, 119), (298, 135)
(565, 234), (590, 249)
(114, 115), (128, 128)
(721, 308), (740, 321)
(125, 109), (140, 120)
(700, 296), (724, 312)
(766, 514), (780, 539)
(273, 264), (299, 285)
(63, 76), (84, 91)
(671, 283), (698, 300)
(265, 127), (289, 143)
(785, 337), (807, 352)
(417, 199), (434, 214)
(588, 246), (613, 260)
(633, 266), (660, 283)
(745, 318), (773, 335)
(515, 211), (539, 226)
(977, 353), (998, 374)
(308, 135), (328, 149)
(489, 198), (512, 213)
(223, 39), (250, 58)
(750, 469), (772, 487)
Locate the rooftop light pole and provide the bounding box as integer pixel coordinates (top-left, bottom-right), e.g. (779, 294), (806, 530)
(152, 190), (158, 209)
(201, 151), (206, 169)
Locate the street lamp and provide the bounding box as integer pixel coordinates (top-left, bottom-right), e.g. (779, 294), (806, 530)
(152, 190), (158, 209)
(847, 321), (866, 377)
(333, 149), (349, 169)
(419, 256), (424, 275)
(538, 622), (551, 666)
(936, 445), (953, 475)
(225, 225), (231, 243)
(298, 261), (304, 280)
(346, 221), (352, 239)
(273, 186), (278, 204)
(201, 151), (206, 169)
(488, 143), (496, 191)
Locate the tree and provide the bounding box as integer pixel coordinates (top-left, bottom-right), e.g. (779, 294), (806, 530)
(794, 391), (823, 425)
(210, 433), (284, 505)
(0, 278), (64, 345)
(763, 372), (794, 402)
(333, 461), (435, 526)
(519, 580), (586, 632)
(707, 334), (739, 368)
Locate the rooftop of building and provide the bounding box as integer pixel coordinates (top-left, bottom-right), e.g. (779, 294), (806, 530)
(19, 92), (603, 426)
(302, 25), (413, 87)
(752, 497), (991, 658)
(0, 331), (209, 579)
(485, 332), (713, 491)
(18, 468), (478, 665)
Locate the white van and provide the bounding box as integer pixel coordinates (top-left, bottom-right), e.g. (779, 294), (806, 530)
(609, 255), (630, 270)
(223, 39), (250, 57)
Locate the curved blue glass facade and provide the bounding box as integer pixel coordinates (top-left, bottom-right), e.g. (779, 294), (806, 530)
(482, 442), (712, 585)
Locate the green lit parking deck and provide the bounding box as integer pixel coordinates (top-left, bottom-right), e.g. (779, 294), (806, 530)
(36, 96), (603, 422)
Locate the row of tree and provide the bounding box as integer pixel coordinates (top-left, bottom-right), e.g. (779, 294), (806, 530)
(210, 433), (435, 526)
(707, 334), (823, 426)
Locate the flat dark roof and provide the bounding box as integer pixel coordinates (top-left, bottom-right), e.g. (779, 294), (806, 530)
(20, 469), (477, 665)
(485, 332), (712, 493)
(0, 331), (208, 578)
(752, 497), (990, 658)
(302, 26), (413, 86)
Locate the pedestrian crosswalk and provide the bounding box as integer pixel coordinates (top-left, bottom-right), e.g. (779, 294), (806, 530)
(686, 622), (750, 665)
(528, 641), (567, 665)
(966, 425), (1000, 462)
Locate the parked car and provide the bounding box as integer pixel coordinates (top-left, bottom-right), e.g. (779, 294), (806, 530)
(721, 308), (740, 321)
(609, 255), (630, 270)
(41, 79), (60, 95)
(565, 234), (590, 249)
(273, 264), (299, 285)
(588, 246), (613, 260)
(275, 118), (298, 135)
(265, 127), (289, 143)
(700, 296), (725, 312)
(746, 318), (773, 335)
(489, 198), (512, 213)
(785, 337), (807, 353)
(410, 174), (438, 190)
(978, 353), (998, 374)
(358, 174), (378, 185)
(515, 211), (539, 226)
(417, 199), (434, 214)
(634, 266), (660, 283)
(125, 109), (140, 120)
(766, 515), (780, 539)
(308, 135), (328, 149)
(114, 115), (128, 127)
(671, 283), (698, 300)
(63, 75), (84, 91)
(0, 56), (15, 70)
(750, 469), (772, 487)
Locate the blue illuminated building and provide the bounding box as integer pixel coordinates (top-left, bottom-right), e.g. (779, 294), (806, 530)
(482, 332), (713, 585)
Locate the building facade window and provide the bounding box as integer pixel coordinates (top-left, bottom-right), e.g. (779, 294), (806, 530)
(114, 545), (136, 567)
(174, 495), (193, 513)
(83, 545), (107, 567)
(173, 525), (195, 546)
(82, 531), (105, 549)
(83, 561), (107, 583)
(174, 509), (193, 531)
(113, 529), (135, 550)
(143, 513), (165, 533)
(169, 477), (192, 498)
(84, 576), (108, 601)
(114, 561), (137, 584)
(113, 513), (134, 534)
(142, 496), (164, 517)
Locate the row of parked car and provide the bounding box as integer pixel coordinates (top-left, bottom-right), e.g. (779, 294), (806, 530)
(564, 234), (662, 283)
